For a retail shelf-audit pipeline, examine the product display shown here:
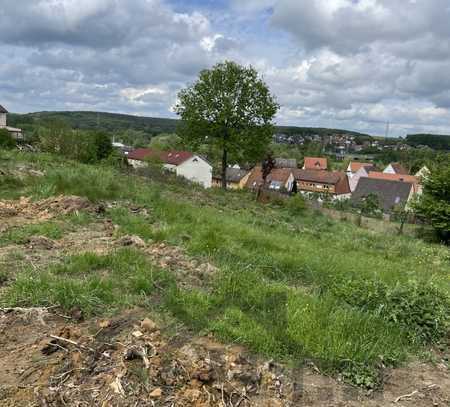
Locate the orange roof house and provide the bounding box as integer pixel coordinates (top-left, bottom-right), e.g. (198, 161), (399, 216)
(303, 157), (328, 170)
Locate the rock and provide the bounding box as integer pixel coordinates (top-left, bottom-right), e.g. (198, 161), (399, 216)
(150, 388), (162, 398)
(117, 235), (146, 248)
(141, 318), (158, 333)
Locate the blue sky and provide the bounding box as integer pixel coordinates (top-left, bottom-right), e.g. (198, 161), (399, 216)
(1, 0), (450, 137)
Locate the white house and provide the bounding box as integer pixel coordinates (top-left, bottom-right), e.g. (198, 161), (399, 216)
(0, 105), (23, 139)
(127, 148), (212, 188)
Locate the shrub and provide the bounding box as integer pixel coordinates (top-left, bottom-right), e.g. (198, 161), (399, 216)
(0, 128), (16, 149)
(332, 278), (450, 344)
(286, 194), (307, 215)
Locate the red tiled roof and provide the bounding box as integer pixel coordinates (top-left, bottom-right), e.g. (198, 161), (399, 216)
(127, 148), (193, 166)
(349, 162), (374, 173)
(368, 172), (419, 192)
(245, 166), (293, 189)
(303, 157), (328, 170)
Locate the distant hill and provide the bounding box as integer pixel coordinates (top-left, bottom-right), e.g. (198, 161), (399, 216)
(9, 110), (372, 139)
(8, 111), (179, 134)
(406, 133), (450, 150)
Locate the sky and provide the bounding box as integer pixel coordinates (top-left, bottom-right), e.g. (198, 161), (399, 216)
(1, 0), (450, 137)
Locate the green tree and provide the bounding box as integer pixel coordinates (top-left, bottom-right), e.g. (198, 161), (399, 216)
(93, 131), (113, 160)
(175, 61), (279, 189)
(0, 129), (16, 149)
(413, 165), (450, 243)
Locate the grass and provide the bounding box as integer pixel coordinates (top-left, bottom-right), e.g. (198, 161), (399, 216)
(1, 149), (449, 387)
(1, 248), (174, 315)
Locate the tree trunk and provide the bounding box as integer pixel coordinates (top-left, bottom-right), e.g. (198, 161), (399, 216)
(221, 148), (228, 189)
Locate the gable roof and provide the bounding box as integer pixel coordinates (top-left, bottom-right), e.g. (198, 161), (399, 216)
(351, 177), (413, 212)
(245, 166), (293, 189)
(212, 168), (249, 183)
(303, 157), (327, 170)
(0, 105), (8, 113)
(386, 162), (408, 175)
(127, 148), (194, 166)
(348, 162), (375, 173)
(294, 170), (350, 195)
(294, 169), (341, 184)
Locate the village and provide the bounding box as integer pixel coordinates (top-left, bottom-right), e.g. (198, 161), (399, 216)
(0, 103), (432, 222)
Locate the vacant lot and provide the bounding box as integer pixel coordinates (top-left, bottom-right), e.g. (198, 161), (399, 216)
(1, 150), (449, 406)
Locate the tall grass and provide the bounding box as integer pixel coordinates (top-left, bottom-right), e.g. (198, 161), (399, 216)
(1, 150), (449, 387)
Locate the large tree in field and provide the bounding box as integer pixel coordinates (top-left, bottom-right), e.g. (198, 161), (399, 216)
(413, 165), (450, 243)
(175, 61), (279, 189)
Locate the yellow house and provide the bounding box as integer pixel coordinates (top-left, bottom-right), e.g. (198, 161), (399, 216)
(212, 168), (251, 189)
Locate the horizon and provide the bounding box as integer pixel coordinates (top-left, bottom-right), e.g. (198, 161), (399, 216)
(1, 1), (450, 138)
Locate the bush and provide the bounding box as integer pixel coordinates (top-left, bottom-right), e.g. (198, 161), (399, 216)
(332, 278), (450, 344)
(286, 194), (307, 215)
(0, 128), (16, 149)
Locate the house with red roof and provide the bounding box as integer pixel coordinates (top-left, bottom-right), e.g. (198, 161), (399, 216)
(127, 148), (212, 188)
(303, 157), (328, 170)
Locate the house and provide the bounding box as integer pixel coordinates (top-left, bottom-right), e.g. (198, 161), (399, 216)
(294, 169), (351, 200)
(127, 148), (212, 188)
(0, 104), (23, 139)
(245, 167), (296, 192)
(274, 158), (297, 168)
(383, 162), (408, 175)
(351, 178), (414, 213)
(212, 168), (250, 189)
(348, 165), (372, 192)
(303, 157), (328, 170)
(346, 161), (376, 178)
(368, 171), (421, 193)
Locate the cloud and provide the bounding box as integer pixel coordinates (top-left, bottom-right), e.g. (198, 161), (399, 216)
(0, 0), (450, 137)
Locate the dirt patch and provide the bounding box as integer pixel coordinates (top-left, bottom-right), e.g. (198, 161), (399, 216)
(0, 195), (99, 232)
(144, 242), (217, 289)
(1, 307), (450, 407)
